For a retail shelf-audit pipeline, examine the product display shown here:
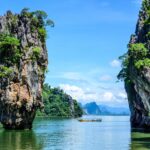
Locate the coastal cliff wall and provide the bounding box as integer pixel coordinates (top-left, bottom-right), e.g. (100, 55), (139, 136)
(118, 0), (150, 130)
(0, 9), (53, 129)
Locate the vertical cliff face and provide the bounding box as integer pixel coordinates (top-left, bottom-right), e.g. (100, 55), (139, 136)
(0, 9), (53, 129)
(118, 0), (150, 130)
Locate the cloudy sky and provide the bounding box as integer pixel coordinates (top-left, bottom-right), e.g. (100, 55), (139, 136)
(1, 0), (142, 107)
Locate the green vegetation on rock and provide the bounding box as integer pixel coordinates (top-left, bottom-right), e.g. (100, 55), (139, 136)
(129, 43), (148, 59)
(32, 46), (41, 59)
(0, 66), (12, 78)
(0, 8), (54, 81)
(0, 34), (21, 78)
(0, 34), (21, 64)
(135, 58), (150, 69)
(117, 53), (129, 81)
(0, 34), (19, 48)
(20, 8), (54, 42)
(38, 28), (47, 40)
(118, 43), (150, 81)
(37, 84), (83, 118)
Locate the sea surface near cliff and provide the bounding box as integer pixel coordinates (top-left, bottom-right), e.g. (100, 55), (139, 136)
(0, 116), (149, 150)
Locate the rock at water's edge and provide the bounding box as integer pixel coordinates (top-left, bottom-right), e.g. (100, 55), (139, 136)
(0, 9), (49, 129)
(119, 0), (150, 131)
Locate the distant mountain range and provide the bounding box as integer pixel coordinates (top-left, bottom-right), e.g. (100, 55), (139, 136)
(82, 102), (130, 116)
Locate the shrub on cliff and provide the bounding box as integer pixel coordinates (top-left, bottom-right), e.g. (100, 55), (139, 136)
(128, 43), (148, 59)
(20, 8), (54, 42)
(118, 43), (150, 81)
(0, 34), (21, 63)
(0, 66), (12, 78)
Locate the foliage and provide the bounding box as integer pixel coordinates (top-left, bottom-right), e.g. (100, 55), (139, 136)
(142, 0), (150, 13)
(20, 8), (54, 42)
(128, 43), (148, 59)
(40, 66), (48, 75)
(32, 10), (54, 27)
(146, 31), (150, 39)
(0, 66), (12, 78)
(129, 43), (149, 69)
(0, 34), (21, 78)
(37, 84), (83, 118)
(73, 100), (83, 117)
(38, 28), (47, 40)
(32, 46), (41, 59)
(142, 0), (150, 25)
(0, 34), (21, 64)
(0, 34), (20, 50)
(21, 8), (54, 27)
(33, 10), (48, 18)
(21, 8), (32, 18)
(46, 19), (54, 27)
(118, 43), (150, 81)
(135, 58), (150, 69)
(117, 53), (129, 81)
(21, 8), (30, 14)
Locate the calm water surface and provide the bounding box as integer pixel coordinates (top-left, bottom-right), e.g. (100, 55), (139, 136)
(0, 116), (150, 150)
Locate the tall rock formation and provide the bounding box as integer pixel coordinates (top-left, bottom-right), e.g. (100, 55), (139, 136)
(0, 9), (53, 129)
(118, 0), (150, 131)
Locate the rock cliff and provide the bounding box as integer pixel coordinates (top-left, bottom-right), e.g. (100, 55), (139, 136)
(118, 0), (150, 131)
(0, 9), (53, 129)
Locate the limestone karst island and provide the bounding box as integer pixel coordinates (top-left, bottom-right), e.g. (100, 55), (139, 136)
(118, 0), (150, 131)
(0, 0), (150, 150)
(0, 9), (82, 130)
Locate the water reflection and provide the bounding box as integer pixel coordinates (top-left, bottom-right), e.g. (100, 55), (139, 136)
(130, 132), (150, 150)
(1, 117), (150, 150)
(0, 129), (43, 150)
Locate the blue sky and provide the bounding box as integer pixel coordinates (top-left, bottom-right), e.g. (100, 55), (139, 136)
(1, 0), (142, 107)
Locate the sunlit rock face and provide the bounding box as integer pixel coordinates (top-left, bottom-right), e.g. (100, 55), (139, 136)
(120, 0), (150, 131)
(0, 10), (48, 129)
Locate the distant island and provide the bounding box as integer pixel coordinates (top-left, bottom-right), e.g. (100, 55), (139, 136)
(37, 84), (83, 118)
(82, 102), (130, 116)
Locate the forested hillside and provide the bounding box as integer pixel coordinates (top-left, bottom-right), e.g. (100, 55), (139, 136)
(37, 84), (83, 118)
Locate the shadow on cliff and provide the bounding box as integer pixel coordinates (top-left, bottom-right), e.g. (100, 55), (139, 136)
(0, 129), (43, 150)
(130, 132), (150, 150)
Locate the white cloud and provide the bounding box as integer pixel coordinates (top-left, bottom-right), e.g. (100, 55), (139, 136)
(103, 92), (114, 101)
(110, 59), (121, 68)
(59, 84), (97, 102)
(59, 83), (127, 106)
(100, 75), (112, 81)
(47, 68), (128, 107)
(59, 84), (83, 93)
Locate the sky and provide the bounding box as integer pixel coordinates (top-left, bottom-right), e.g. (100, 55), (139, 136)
(1, 0), (142, 107)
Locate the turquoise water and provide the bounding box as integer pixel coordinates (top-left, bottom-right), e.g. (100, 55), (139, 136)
(0, 116), (150, 150)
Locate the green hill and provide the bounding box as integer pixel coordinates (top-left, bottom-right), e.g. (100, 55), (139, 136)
(37, 84), (83, 118)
